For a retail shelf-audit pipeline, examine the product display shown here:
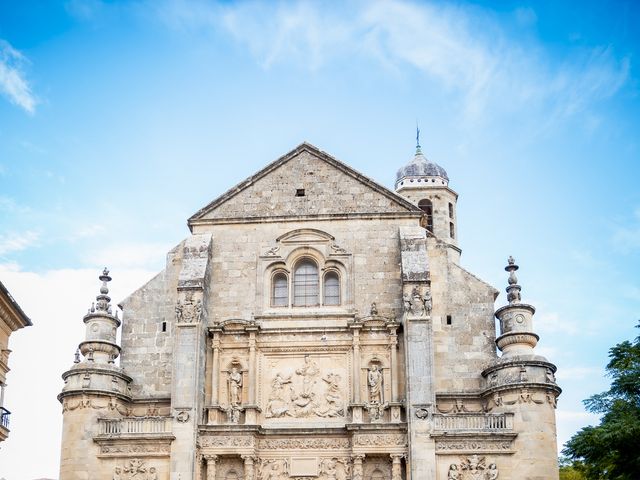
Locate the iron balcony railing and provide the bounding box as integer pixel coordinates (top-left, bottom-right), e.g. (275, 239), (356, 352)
(433, 413), (513, 432)
(0, 407), (10, 429)
(97, 416), (171, 435)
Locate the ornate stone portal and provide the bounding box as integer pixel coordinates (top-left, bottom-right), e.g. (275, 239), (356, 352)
(58, 142), (561, 480)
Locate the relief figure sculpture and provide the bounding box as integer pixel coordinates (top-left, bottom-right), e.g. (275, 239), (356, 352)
(316, 372), (344, 417)
(265, 373), (293, 418)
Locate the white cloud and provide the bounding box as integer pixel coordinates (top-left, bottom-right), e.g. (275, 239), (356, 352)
(0, 264), (157, 480)
(0, 39), (37, 114)
(0, 230), (40, 256)
(158, 0), (629, 124)
(83, 241), (172, 270)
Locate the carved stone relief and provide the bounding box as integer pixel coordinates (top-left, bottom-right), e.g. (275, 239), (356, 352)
(263, 355), (346, 420)
(112, 459), (158, 480)
(403, 286), (431, 316)
(175, 295), (203, 324)
(258, 438), (350, 449)
(447, 456), (499, 479)
(435, 439), (513, 452)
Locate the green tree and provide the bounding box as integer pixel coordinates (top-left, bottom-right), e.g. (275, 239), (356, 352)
(562, 322), (640, 479)
(559, 456), (586, 480)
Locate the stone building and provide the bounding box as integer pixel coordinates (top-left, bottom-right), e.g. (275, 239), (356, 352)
(0, 279), (32, 443)
(58, 142), (561, 479)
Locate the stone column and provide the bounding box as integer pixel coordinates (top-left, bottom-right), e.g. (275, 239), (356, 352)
(390, 454), (403, 480)
(388, 324), (398, 402)
(352, 326), (361, 403)
(204, 454), (217, 480)
(210, 332), (221, 405)
(248, 330), (257, 405)
(352, 454), (364, 480)
(242, 455), (256, 480)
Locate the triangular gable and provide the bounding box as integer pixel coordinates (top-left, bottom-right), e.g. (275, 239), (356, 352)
(188, 143), (421, 228)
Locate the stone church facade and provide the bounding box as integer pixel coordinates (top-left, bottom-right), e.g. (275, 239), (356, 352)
(58, 143), (561, 479)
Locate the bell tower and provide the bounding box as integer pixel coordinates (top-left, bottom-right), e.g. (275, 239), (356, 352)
(395, 133), (459, 255)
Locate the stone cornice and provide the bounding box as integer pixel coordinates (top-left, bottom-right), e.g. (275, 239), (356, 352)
(0, 281), (32, 332)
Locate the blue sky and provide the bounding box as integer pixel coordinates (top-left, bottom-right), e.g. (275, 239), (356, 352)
(0, 1), (639, 478)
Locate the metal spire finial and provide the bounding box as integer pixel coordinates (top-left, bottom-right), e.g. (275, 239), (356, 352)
(415, 124), (422, 155)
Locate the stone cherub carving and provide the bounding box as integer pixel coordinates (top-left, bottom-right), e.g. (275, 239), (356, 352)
(447, 464), (460, 480)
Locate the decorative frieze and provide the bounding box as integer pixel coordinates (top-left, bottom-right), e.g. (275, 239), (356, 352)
(353, 434), (406, 447)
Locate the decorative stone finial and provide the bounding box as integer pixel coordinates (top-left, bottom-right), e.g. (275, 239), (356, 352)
(94, 267), (113, 313)
(505, 256), (521, 304)
(73, 348), (81, 363)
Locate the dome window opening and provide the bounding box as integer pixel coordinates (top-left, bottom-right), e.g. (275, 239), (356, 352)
(296, 188), (306, 197)
(418, 199), (434, 232)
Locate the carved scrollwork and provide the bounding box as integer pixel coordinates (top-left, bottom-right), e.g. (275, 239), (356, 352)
(112, 458), (158, 480)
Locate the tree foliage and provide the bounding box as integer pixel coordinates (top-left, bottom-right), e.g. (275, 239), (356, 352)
(562, 322), (640, 479)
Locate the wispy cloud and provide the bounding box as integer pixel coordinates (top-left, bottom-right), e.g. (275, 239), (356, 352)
(157, 0), (629, 124)
(0, 39), (37, 114)
(0, 230), (40, 256)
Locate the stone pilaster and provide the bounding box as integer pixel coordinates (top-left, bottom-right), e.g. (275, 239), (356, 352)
(204, 454), (217, 480)
(400, 226), (436, 480)
(170, 234), (212, 480)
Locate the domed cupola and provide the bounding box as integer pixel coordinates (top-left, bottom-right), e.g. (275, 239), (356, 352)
(395, 131), (460, 255)
(395, 144), (449, 190)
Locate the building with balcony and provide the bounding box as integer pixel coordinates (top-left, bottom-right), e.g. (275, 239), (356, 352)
(58, 142), (561, 479)
(0, 279), (32, 443)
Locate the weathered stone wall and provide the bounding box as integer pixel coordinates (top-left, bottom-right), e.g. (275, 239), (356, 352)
(429, 239), (498, 392)
(197, 149), (414, 221)
(120, 244), (183, 398)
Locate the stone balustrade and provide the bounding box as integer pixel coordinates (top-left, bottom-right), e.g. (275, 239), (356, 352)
(433, 413), (513, 432)
(97, 416), (172, 435)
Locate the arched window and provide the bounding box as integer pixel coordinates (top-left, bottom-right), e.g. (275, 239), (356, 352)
(271, 272), (288, 306)
(418, 199), (433, 232)
(323, 271), (340, 305)
(293, 260), (319, 306)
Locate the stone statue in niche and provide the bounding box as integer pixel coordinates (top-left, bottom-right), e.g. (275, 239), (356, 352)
(368, 364), (383, 404)
(265, 373), (293, 418)
(229, 367), (243, 406)
(370, 302), (378, 316)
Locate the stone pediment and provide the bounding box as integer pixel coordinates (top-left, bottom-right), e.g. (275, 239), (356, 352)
(188, 143), (421, 228)
(276, 228), (334, 245)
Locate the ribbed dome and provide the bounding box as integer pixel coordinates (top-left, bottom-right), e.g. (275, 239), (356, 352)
(396, 147), (449, 184)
